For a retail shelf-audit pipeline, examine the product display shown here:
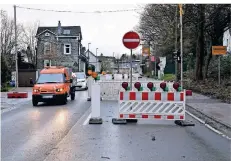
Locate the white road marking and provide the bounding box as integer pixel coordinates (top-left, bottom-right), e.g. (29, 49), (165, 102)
(83, 113), (91, 125)
(186, 110), (231, 140)
(185, 110), (205, 124)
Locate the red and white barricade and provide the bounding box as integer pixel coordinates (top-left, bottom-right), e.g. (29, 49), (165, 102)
(116, 91), (186, 121)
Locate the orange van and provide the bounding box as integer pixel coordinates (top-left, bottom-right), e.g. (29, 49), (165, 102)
(32, 66), (76, 106)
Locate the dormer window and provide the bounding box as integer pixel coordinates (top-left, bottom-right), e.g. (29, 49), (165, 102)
(45, 32), (50, 37)
(63, 30), (70, 35)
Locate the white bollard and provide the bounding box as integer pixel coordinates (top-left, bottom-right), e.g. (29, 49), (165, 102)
(89, 83), (102, 124)
(87, 76), (94, 101)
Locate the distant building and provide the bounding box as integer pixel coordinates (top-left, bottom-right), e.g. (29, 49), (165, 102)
(97, 55), (116, 73)
(113, 60), (142, 74)
(223, 27), (231, 54)
(86, 50), (101, 72)
(35, 21), (87, 72)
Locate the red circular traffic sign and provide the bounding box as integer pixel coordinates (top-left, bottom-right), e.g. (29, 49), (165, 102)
(122, 31), (140, 49)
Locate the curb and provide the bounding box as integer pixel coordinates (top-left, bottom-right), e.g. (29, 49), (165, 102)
(186, 104), (231, 136)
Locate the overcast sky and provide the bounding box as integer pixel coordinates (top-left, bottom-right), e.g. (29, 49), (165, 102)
(1, 4), (143, 57)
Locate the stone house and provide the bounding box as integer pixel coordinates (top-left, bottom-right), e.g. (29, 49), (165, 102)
(35, 21), (87, 72)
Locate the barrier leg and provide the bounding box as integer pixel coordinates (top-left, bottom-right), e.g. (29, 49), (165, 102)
(89, 83), (103, 124)
(112, 100), (127, 124)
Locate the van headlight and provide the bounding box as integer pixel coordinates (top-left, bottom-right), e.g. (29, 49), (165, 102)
(56, 88), (63, 92)
(33, 89), (40, 92)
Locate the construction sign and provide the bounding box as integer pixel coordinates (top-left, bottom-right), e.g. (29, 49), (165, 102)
(142, 45), (150, 56)
(212, 46), (227, 55)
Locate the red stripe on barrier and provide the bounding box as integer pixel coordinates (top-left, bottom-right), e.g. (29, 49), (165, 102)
(167, 93), (174, 101)
(154, 115), (161, 119)
(142, 92), (149, 100)
(120, 114), (124, 118)
(155, 92), (161, 100)
(180, 115), (184, 119)
(129, 92), (136, 100)
(129, 114), (136, 118)
(167, 115), (174, 119)
(142, 114), (148, 118)
(120, 92), (124, 100)
(180, 93), (184, 101)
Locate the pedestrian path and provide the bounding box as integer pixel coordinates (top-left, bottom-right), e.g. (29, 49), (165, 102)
(186, 93), (231, 128)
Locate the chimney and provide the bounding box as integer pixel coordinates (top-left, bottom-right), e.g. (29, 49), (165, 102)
(58, 21), (61, 35)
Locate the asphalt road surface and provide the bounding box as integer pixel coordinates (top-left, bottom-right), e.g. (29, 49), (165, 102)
(1, 90), (231, 161)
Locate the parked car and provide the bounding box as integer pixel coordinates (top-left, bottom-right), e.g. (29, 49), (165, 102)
(75, 72), (88, 90)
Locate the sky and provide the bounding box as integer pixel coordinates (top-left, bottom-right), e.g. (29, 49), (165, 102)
(1, 4), (143, 57)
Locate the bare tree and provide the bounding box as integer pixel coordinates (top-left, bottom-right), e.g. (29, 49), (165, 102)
(0, 10), (24, 69)
(20, 21), (40, 64)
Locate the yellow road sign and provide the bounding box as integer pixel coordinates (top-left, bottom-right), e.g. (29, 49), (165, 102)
(212, 46), (227, 55)
(142, 46), (150, 56)
(179, 4), (183, 15)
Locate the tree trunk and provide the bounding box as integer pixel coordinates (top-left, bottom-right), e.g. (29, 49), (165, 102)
(195, 4), (205, 81)
(203, 38), (212, 79)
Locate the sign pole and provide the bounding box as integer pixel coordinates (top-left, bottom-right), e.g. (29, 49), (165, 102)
(130, 49), (133, 91)
(218, 56), (220, 85)
(179, 4), (183, 88)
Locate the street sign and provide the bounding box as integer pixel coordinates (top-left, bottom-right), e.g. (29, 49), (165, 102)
(150, 56), (155, 62)
(122, 31), (140, 49)
(142, 45), (150, 56)
(212, 46), (227, 55)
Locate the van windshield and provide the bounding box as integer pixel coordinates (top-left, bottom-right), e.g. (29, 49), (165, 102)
(37, 73), (65, 84)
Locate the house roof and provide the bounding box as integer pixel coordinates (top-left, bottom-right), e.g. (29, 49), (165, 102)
(36, 26), (82, 37)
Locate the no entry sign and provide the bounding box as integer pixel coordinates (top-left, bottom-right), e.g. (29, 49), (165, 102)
(122, 31), (140, 49)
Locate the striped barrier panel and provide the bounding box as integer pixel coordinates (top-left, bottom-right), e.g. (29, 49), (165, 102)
(116, 91), (186, 120)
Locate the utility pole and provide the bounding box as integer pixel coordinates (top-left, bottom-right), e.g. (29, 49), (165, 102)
(179, 4), (183, 88)
(175, 5), (178, 82)
(14, 5), (18, 89)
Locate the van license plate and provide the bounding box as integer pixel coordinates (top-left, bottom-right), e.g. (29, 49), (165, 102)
(42, 95), (53, 98)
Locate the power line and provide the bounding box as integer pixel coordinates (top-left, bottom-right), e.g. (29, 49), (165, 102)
(16, 5), (140, 14)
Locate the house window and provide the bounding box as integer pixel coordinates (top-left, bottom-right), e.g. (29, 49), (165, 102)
(45, 32), (50, 37)
(44, 42), (51, 55)
(44, 60), (52, 67)
(64, 44), (71, 55)
(63, 30), (70, 35)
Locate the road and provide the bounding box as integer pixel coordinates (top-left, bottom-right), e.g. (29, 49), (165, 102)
(1, 90), (231, 161)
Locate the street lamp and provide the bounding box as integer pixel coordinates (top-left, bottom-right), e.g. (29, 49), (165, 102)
(96, 48), (98, 72)
(88, 43), (91, 60)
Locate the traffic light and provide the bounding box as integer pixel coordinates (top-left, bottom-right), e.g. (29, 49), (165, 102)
(173, 51), (181, 63)
(177, 51), (181, 63)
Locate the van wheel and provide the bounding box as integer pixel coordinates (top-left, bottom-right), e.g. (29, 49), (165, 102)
(71, 93), (75, 100)
(32, 99), (38, 106)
